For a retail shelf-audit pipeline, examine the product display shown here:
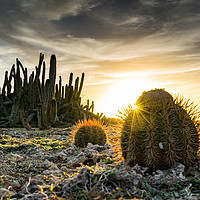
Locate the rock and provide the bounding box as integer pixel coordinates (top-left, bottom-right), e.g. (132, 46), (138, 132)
(68, 143), (76, 148)
(64, 146), (76, 155)
(84, 148), (108, 164)
(43, 159), (54, 167)
(110, 169), (143, 187)
(20, 193), (48, 200)
(26, 147), (44, 155)
(0, 150), (4, 157)
(57, 135), (68, 141)
(53, 151), (68, 161)
(60, 166), (68, 171)
(49, 164), (60, 171)
(5, 153), (23, 160)
(153, 170), (165, 181)
(62, 167), (90, 197)
(104, 143), (112, 149)
(84, 148), (99, 158)
(42, 169), (62, 175)
(147, 163), (186, 185)
(169, 163), (185, 180)
(87, 143), (106, 152)
(132, 164), (148, 175)
(20, 176), (45, 194)
(42, 164), (61, 175)
(67, 152), (87, 166)
(186, 161), (200, 177)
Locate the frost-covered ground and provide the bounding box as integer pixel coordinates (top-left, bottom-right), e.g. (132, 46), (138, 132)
(0, 126), (199, 200)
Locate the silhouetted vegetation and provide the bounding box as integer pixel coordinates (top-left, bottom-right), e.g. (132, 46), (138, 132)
(0, 53), (105, 129)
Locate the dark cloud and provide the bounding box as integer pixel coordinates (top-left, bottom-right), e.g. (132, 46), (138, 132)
(0, 0), (199, 44)
(52, 0), (200, 39)
(0, 0), (200, 115)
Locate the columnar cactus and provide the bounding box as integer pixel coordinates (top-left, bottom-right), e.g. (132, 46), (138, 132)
(121, 89), (199, 171)
(37, 55), (58, 130)
(0, 53), (102, 129)
(74, 119), (107, 148)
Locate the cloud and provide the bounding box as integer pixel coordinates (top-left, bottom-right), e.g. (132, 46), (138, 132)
(51, 0), (200, 39)
(100, 67), (200, 79)
(0, 0), (200, 114)
(1, 0), (98, 21)
(1, 0), (199, 55)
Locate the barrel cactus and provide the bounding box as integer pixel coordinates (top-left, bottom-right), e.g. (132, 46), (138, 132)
(74, 119), (107, 148)
(121, 89), (199, 171)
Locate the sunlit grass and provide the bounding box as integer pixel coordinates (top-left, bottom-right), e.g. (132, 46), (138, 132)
(0, 134), (70, 153)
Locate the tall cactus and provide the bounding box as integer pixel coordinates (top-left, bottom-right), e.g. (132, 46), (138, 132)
(0, 53), (100, 129)
(121, 89), (199, 171)
(37, 55), (57, 130)
(49, 54), (56, 97)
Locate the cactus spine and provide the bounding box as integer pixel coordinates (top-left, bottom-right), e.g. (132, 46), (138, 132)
(74, 119), (107, 148)
(121, 89), (199, 171)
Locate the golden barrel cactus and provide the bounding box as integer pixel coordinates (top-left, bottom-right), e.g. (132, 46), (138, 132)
(74, 119), (106, 148)
(121, 89), (199, 171)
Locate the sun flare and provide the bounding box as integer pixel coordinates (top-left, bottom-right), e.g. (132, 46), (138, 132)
(132, 104), (138, 110)
(97, 77), (157, 117)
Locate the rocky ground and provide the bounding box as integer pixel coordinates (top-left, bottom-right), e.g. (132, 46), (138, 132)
(0, 125), (200, 200)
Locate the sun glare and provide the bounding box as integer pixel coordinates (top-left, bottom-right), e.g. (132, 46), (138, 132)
(97, 77), (157, 117)
(132, 104), (138, 110)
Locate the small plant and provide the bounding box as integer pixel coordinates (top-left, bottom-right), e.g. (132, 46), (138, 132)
(121, 89), (200, 171)
(73, 119), (107, 148)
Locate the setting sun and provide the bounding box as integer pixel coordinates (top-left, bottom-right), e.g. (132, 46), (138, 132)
(132, 104), (138, 110)
(97, 77), (157, 117)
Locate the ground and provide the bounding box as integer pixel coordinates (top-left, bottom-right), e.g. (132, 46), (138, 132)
(0, 125), (199, 200)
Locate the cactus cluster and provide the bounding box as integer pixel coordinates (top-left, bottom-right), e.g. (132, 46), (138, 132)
(121, 89), (199, 171)
(0, 53), (103, 129)
(74, 119), (107, 148)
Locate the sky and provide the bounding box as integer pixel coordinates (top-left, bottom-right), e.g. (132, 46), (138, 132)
(0, 0), (200, 117)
